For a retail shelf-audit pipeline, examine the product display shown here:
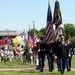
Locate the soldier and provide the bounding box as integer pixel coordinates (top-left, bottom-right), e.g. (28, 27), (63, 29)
(46, 41), (54, 72)
(36, 36), (46, 72)
(56, 34), (68, 74)
(55, 35), (62, 71)
(65, 37), (74, 71)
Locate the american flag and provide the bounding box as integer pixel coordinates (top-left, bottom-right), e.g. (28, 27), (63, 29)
(56, 26), (62, 40)
(33, 24), (38, 44)
(34, 30), (38, 44)
(26, 32), (32, 48)
(46, 1), (53, 44)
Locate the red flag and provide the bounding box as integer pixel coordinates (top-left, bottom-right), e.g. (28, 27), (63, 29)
(3, 37), (8, 45)
(0, 37), (8, 45)
(0, 40), (3, 45)
(16, 49), (22, 53)
(46, 1), (53, 44)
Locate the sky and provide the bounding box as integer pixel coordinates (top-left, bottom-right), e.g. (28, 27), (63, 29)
(0, 0), (75, 31)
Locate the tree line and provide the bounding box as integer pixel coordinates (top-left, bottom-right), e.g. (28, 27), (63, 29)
(29, 23), (75, 48)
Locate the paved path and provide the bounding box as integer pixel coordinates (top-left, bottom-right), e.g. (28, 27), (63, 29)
(0, 67), (75, 71)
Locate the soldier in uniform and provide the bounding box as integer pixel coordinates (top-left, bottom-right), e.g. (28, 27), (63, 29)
(65, 37), (74, 71)
(54, 35), (62, 71)
(46, 41), (54, 72)
(56, 34), (68, 74)
(36, 36), (46, 72)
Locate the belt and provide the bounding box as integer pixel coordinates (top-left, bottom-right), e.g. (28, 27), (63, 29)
(40, 49), (46, 51)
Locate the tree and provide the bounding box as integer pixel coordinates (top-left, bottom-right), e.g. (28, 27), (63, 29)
(70, 36), (75, 48)
(63, 23), (75, 37)
(40, 28), (46, 37)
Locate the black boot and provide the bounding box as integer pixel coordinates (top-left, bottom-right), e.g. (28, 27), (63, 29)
(35, 65), (39, 70)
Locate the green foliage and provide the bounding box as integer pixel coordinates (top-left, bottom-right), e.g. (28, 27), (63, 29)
(63, 23), (75, 37)
(37, 30), (43, 38)
(40, 28), (46, 36)
(29, 24), (75, 45)
(70, 36), (75, 47)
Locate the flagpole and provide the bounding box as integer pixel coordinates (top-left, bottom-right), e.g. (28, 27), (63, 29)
(23, 29), (26, 50)
(48, 0), (50, 4)
(32, 20), (35, 47)
(32, 20), (35, 30)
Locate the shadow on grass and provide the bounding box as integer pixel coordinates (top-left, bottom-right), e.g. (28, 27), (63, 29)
(19, 70), (61, 75)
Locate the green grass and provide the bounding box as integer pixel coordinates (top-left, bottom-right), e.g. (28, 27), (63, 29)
(71, 56), (75, 67)
(0, 70), (75, 75)
(0, 56), (75, 67)
(0, 62), (33, 67)
(0, 56), (74, 75)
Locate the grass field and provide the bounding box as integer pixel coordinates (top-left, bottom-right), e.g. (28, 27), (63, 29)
(71, 56), (75, 67)
(0, 56), (75, 74)
(0, 56), (75, 67)
(0, 70), (75, 75)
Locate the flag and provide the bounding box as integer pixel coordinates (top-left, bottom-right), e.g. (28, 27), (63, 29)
(33, 23), (38, 45)
(26, 26), (33, 48)
(56, 26), (62, 40)
(31, 23), (38, 53)
(46, 1), (53, 44)
(0, 40), (3, 45)
(53, 0), (62, 28)
(20, 30), (26, 47)
(12, 32), (24, 47)
(0, 37), (8, 45)
(53, 0), (62, 40)
(16, 49), (22, 53)
(3, 37), (8, 45)
(26, 32), (32, 48)
(16, 32), (24, 44)
(12, 37), (19, 46)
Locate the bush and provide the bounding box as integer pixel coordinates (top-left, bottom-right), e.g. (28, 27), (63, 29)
(70, 36), (75, 48)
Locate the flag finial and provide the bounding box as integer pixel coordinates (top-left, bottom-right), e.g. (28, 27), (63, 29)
(56, 0), (58, 2)
(48, 0), (50, 4)
(32, 20), (35, 25)
(29, 25), (30, 31)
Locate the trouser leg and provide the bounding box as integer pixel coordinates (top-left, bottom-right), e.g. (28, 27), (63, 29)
(66, 57), (71, 71)
(35, 54), (39, 70)
(59, 58), (64, 74)
(39, 55), (45, 72)
(47, 54), (53, 72)
(57, 58), (60, 71)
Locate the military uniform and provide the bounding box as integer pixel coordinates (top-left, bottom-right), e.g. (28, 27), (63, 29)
(46, 42), (54, 72)
(56, 41), (68, 74)
(66, 41), (74, 71)
(36, 39), (46, 72)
